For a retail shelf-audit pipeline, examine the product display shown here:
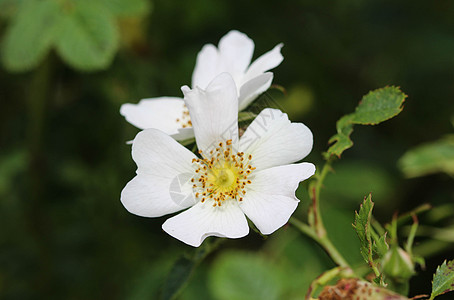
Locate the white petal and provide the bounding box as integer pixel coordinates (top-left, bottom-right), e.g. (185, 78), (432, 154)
(120, 97), (193, 140)
(121, 173), (197, 217)
(243, 43), (284, 83)
(239, 108), (313, 171)
(162, 200), (249, 247)
(238, 72), (273, 110)
(121, 129), (198, 217)
(240, 163), (316, 235)
(218, 30), (254, 75)
(172, 128), (195, 141)
(191, 44), (219, 90)
(182, 73), (239, 153)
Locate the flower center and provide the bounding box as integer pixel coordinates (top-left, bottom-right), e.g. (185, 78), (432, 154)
(175, 104), (192, 128)
(191, 140), (255, 207)
(211, 166), (237, 189)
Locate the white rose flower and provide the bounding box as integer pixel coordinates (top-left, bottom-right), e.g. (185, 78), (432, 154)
(121, 73), (314, 247)
(120, 30), (284, 141)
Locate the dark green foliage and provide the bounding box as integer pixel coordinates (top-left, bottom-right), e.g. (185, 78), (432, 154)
(1, 0), (150, 72)
(1, 0), (454, 299)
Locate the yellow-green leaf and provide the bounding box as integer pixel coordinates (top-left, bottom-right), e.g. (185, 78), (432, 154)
(1, 0), (60, 72)
(398, 135), (454, 178)
(102, 0), (151, 17)
(55, 1), (119, 71)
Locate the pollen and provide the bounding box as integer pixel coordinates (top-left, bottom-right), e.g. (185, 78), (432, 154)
(175, 104), (192, 128)
(190, 139), (255, 207)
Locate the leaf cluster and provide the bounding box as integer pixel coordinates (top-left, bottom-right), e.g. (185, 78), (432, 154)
(325, 86), (406, 159)
(0, 0), (150, 72)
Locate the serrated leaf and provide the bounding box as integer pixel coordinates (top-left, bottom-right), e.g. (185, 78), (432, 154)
(373, 234), (389, 258)
(326, 86), (406, 158)
(353, 194), (374, 264)
(1, 0), (60, 72)
(351, 87), (406, 124)
(398, 135), (454, 178)
(430, 260), (454, 299)
(326, 116), (354, 158)
(55, 1), (119, 71)
(102, 0), (151, 17)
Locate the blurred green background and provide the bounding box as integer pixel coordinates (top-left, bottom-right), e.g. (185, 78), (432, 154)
(1, 0), (453, 299)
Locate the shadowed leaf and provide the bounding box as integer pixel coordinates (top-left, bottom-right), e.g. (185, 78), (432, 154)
(160, 239), (220, 300)
(398, 135), (454, 178)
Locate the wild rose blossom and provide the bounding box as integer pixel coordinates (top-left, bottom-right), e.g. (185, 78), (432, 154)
(120, 30), (284, 141)
(121, 73), (314, 247)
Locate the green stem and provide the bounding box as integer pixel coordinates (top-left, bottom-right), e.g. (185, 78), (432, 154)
(290, 217), (351, 270)
(305, 266), (344, 300)
(319, 236), (351, 269)
(291, 158), (353, 271)
(289, 217), (318, 241)
(26, 56), (54, 295)
(405, 215), (418, 257)
(311, 160), (332, 237)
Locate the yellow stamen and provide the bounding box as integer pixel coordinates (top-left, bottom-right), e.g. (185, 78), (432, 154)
(190, 142), (254, 207)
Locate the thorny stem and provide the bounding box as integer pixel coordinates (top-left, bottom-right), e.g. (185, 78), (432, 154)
(291, 159), (352, 271)
(312, 159), (333, 237)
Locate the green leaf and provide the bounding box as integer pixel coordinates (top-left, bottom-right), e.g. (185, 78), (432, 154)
(209, 251), (283, 300)
(430, 260), (454, 299)
(1, 0), (60, 72)
(352, 194), (374, 264)
(55, 1), (119, 71)
(351, 86), (406, 125)
(161, 256), (196, 300)
(0, 149), (27, 196)
(398, 135), (454, 178)
(373, 234), (389, 258)
(382, 247), (415, 281)
(326, 116), (354, 158)
(0, 0), (22, 20)
(326, 86), (406, 158)
(160, 239), (220, 300)
(102, 0), (151, 17)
